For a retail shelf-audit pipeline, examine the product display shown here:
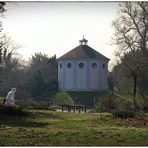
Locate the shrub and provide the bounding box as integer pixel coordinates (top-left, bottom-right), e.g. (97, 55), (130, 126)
(143, 96), (148, 111)
(53, 92), (74, 105)
(113, 94), (139, 111)
(94, 96), (115, 112)
(0, 105), (28, 116)
(112, 110), (136, 119)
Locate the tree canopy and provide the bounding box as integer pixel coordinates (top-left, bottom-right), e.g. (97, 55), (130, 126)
(112, 2), (148, 108)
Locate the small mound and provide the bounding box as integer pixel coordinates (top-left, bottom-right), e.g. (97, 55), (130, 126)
(0, 105), (29, 116)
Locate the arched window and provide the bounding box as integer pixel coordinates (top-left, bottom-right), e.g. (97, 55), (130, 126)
(92, 62), (97, 68)
(67, 63), (72, 68)
(60, 63), (62, 68)
(79, 62), (84, 68)
(103, 63), (105, 69)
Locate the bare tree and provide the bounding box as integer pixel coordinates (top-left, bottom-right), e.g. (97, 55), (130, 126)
(0, 35), (23, 94)
(0, 2), (5, 15)
(2, 35), (22, 70)
(0, 2), (5, 64)
(112, 2), (148, 108)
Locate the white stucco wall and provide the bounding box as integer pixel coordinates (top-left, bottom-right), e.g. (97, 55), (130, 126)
(99, 60), (108, 90)
(58, 59), (109, 91)
(91, 61), (99, 90)
(77, 61), (86, 90)
(65, 61), (73, 90)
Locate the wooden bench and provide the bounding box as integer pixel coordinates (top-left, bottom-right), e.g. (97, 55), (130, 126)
(60, 104), (86, 113)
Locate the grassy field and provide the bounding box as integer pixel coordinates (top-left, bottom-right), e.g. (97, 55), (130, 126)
(0, 108), (148, 146)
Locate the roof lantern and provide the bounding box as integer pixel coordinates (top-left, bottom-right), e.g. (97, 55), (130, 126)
(79, 35), (88, 45)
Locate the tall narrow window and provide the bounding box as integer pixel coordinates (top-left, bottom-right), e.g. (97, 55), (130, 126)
(103, 63), (105, 69)
(60, 63), (62, 68)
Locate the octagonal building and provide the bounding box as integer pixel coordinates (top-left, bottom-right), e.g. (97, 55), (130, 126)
(57, 37), (110, 92)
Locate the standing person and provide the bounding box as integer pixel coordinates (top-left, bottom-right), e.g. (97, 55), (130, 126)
(5, 88), (16, 106)
(48, 97), (52, 106)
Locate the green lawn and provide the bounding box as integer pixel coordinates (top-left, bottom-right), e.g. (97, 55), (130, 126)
(0, 109), (148, 146)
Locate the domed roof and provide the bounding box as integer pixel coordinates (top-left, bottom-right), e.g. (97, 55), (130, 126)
(58, 43), (110, 61)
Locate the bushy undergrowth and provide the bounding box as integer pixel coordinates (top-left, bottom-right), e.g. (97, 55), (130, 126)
(48, 105), (59, 111)
(0, 105), (28, 116)
(143, 96), (148, 111)
(95, 97), (115, 112)
(0, 97), (5, 105)
(112, 110), (136, 119)
(16, 98), (49, 107)
(93, 93), (148, 113)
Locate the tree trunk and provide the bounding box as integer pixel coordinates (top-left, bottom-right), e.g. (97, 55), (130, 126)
(133, 75), (138, 109)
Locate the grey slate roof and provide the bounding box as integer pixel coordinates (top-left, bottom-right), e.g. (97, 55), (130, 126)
(58, 45), (110, 60)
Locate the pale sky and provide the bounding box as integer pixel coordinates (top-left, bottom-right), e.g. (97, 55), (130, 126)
(2, 2), (119, 69)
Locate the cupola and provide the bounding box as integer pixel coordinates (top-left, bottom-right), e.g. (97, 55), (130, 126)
(79, 36), (88, 45)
